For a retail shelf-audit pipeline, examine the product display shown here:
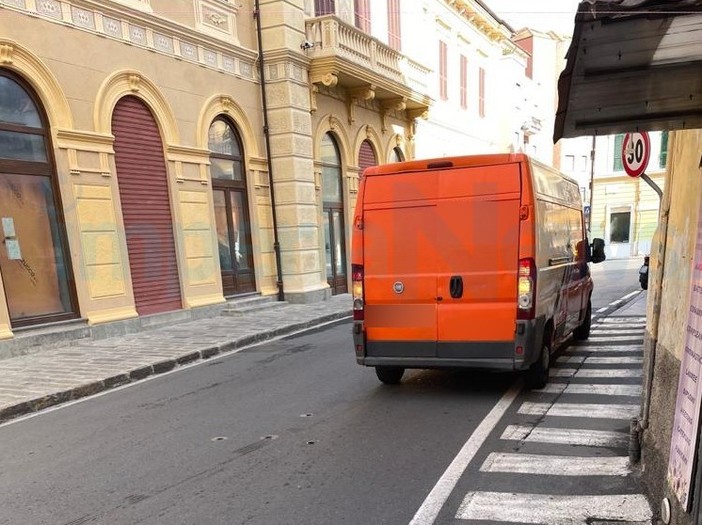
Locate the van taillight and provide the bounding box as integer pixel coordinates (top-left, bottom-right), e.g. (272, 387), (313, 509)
(517, 258), (537, 320)
(352, 264), (364, 321)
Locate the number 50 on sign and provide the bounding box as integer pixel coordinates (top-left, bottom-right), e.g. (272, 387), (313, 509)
(622, 132), (651, 178)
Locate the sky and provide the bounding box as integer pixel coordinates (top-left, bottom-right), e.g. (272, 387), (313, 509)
(484, 0), (583, 35)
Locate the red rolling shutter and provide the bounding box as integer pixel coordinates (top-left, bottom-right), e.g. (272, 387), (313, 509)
(439, 41), (448, 101)
(358, 140), (377, 175)
(112, 96), (182, 315)
(388, 0), (402, 51)
(315, 0), (335, 15)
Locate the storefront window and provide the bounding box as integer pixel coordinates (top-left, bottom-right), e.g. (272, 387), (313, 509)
(0, 72), (76, 326)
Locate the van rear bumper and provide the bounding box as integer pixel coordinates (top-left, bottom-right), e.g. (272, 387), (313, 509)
(354, 318), (544, 371)
(361, 356), (517, 370)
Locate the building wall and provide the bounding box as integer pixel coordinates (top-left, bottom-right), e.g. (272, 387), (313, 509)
(0, 1), (271, 335)
(641, 129), (702, 525)
(0, 0), (569, 338)
(559, 131), (669, 258)
(410, 2), (533, 159)
(590, 172), (664, 258)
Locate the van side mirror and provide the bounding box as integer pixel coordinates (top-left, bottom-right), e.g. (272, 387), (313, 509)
(589, 238), (606, 264)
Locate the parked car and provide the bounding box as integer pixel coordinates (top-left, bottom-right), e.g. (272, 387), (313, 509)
(351, 153), (606, 389)
(639, 255), (650, 290)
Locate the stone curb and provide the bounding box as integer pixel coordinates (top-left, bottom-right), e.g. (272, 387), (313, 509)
(0, 310), (352, 425)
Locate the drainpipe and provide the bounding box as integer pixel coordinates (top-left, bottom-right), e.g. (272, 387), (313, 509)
(254, 0), (285, 302)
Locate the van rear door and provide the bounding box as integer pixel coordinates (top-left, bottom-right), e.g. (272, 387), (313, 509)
(362, 170), (439, 357)
(435, 163), (522, 358)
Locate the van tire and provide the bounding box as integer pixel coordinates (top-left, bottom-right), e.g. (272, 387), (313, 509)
(375, 366), (404, 385)
(573, 300), (592, 341)
(525, 337), (550, 389)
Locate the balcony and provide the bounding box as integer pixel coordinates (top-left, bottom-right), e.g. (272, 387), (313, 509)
(304, 16), (432, 120)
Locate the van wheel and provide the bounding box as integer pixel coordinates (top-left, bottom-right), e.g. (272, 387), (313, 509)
(525, 337), (550, 389)
(375, 366), (404, 385)
(573, 300), (592, 341)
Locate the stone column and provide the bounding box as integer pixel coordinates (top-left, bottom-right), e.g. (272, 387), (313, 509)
(259, 0), (330, 303)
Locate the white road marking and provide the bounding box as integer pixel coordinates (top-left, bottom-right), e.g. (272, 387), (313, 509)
(480, 452), (630, 476)
(622, 290), (642, 300)
(456, 492), (652, 523)
(408, 382), (522, 525)
(592, 323), (646, 329)
(590, 329), (645, 336)
(536, 383), (642, 396)
(587, 356), (643, 364)
(557, 356), (586, 364)
(519, 402), (639, 419)
(500, 425), (629, 447)
(574, 345), (642, 353)
(586, 336), (644, 342)
(601, 317), (646, 323)
(552, 368), (642, 378)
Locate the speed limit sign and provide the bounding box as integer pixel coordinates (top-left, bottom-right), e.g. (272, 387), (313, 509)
(622, 132), (651, 178)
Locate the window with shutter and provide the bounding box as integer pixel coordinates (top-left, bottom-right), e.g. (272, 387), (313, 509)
(314, 0), (335, 16)
(354, 0), (371, 33)
(439, 41), (448, 101)
(478, 67), (486, 117)
(460, 55), (468, 110)
(613, 134), (624, 171)
(659, 131), (669, 168)
(388, 0), (401, 51)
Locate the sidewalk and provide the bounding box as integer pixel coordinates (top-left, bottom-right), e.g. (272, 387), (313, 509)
(0, 291), (647, 426)
(0, 295), (352, 424)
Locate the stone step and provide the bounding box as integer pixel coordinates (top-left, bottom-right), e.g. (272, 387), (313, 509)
(221, 298), (288, 316)
(0, 318), (91, 361)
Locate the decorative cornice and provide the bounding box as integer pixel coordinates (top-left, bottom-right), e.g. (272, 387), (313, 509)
(55, 129), (115, 150)
(0, 0), (258, 81)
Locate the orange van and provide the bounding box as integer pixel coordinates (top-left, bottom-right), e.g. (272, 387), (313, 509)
(351, 154), (605, 388)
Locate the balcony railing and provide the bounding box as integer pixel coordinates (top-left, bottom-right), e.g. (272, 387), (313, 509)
(305, 16), (431, 101)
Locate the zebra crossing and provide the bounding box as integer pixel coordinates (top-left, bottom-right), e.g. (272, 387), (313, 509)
(455, 315), (653, 524)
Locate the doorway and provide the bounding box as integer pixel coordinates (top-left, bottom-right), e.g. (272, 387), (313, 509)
(112, 96), (182, 315)
(208, 117), (255, 296)
(321, 133), (347, 294)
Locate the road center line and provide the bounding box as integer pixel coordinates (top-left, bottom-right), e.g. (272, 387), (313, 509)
(408, 381), (522, 525)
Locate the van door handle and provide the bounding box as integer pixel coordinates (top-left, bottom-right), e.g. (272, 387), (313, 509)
(449, 276), (463, 299)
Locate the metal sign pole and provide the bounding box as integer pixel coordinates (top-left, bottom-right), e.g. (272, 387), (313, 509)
(640, 173), (663, 201)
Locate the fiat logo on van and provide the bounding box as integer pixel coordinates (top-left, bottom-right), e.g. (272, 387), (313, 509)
(393, 281), (404, 294)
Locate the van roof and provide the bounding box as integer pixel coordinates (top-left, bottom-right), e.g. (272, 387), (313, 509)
(363, 153), (579, 187)
(363, 153), (529, 177)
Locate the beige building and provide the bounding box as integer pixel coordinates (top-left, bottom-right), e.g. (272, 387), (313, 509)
(554, 2), (702, 522)
(1, 0), (541, 340)
(588, 132), (668, 258)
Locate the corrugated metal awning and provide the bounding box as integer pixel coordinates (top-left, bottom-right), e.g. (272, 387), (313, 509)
(554, 0), (702, 141)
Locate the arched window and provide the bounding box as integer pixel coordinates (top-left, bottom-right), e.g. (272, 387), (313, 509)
(320, 132), (347, 294)
(358, 139), (377, 175)
(0, 72), (77, 326)
(208, 117), (255, 295)
(391, 146), (405, 163)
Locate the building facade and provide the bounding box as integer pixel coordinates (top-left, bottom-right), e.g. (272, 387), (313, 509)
(0, 0), (551, 340)
(559, 132), (668, 258)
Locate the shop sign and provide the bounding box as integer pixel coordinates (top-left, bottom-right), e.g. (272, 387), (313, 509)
(668, 200), (702, 510)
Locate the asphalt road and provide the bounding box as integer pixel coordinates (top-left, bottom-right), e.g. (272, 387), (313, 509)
(0, 259), (643, 525)
(590, 257), (644, 310)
